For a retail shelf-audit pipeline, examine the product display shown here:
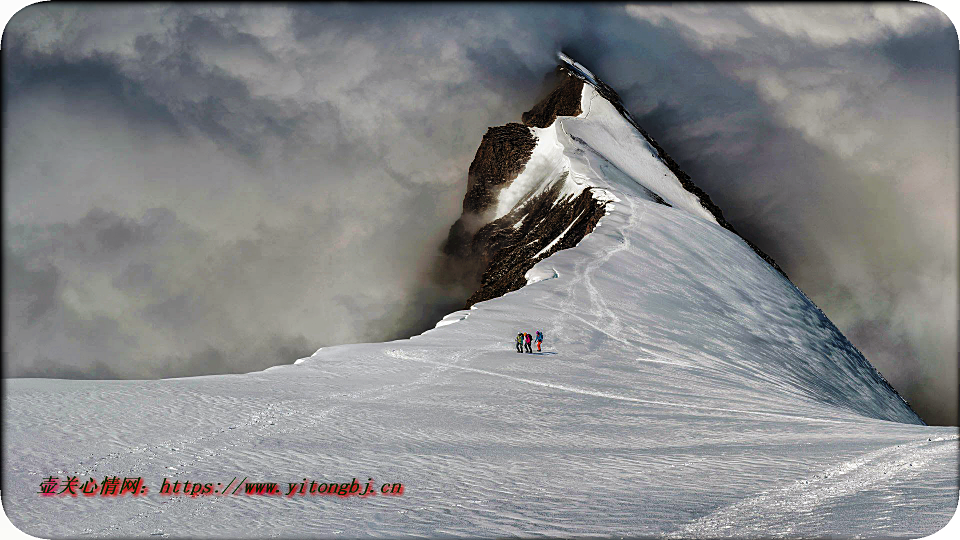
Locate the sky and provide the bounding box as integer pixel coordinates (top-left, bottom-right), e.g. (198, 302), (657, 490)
(2, 4), (956, 425)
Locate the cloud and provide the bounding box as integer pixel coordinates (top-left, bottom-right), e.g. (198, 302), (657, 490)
(3, 4), (956, 424)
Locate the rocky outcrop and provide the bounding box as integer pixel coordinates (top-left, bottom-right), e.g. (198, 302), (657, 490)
(521, 70), (583, 128)
(443, 173), (607, 308)
(442, 122), (539, 268)
(441, 68), (610, 308)
(462, 123), (537, 216)
(464, 177), (607, 307)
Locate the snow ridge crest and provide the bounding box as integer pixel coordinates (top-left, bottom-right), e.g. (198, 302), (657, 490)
(556, 51), (791, 279)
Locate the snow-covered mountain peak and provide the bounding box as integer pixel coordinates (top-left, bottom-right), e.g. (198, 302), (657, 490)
(439, 58), (920, 424)
(557, 52), (791, 276)
(557, 51), (598, 84)
(4, 55), (953, 539)
(442, 55), (786, 309)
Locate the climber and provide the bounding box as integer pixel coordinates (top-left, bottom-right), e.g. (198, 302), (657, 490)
(516, 331), (524, 353)
(535, 330), (543, 352)
(524, 333), (533, 353)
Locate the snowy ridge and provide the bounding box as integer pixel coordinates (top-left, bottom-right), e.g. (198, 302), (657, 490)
(555, 52), (717, 223)
(3, 58), (956, 538)
(557, 52), (791, 280)
(486, 59), (716, 232)
(558, 51), (600, 86)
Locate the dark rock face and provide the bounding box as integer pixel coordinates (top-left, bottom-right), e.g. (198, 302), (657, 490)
(462, 123), (537, 216)
(521, 71), (584, 128)
(440, 69), (610, 309)
(464, 177), (607, 307)
(441, 123), (537, 266)
(442, 174), (608, 308)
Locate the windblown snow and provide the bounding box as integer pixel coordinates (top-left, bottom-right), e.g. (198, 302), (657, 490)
(3, 56), (956, 538)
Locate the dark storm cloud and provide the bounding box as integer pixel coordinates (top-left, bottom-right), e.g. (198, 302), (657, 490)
(5, 249), (59, 324)
(3, 48), (181, 135)
(3, 4), (955, 425)
(881, 23), (957, 71)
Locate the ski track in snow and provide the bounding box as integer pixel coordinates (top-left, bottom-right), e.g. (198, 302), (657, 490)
(670, 434), (960, 538)
(553, 180), (645, 351)
(552, 94), (645, 349)
(384, 349), (882, 427)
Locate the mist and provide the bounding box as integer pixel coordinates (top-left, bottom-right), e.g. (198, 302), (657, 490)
(3, 4), (956, 424)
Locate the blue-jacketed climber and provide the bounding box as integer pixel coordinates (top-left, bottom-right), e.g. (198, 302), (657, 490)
(535, 330), (543, 352)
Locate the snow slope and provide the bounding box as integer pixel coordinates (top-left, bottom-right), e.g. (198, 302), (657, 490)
(3, 59), (957, 538)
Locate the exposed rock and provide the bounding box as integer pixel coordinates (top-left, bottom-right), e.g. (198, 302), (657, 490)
(521, 70), (584, 128)
(464, 176), (607, 307)
(440, 68), (599, 304)
(461, 123), (537, 216)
